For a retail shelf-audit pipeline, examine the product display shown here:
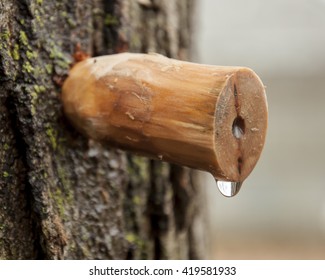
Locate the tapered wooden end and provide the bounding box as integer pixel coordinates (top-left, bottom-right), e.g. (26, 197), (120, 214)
(214, 68), (267, 181)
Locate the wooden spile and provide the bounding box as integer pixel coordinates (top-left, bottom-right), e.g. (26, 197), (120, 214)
(62, 53), (268, 182)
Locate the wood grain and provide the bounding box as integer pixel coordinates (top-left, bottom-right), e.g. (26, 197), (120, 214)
(62, 53), (268, 182)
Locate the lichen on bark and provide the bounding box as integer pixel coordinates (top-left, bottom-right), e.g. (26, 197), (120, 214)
(0, 0), (207, 260)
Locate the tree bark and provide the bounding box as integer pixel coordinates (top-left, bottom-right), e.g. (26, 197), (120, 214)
(0, 0), (208, 259)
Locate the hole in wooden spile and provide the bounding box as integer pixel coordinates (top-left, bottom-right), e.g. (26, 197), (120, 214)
(232, 116), (245, 139)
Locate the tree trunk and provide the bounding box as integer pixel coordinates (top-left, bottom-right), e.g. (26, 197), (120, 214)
(0, 0), (208, 259)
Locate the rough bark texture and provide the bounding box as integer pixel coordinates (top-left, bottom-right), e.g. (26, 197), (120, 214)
(0, 0), (207, 259)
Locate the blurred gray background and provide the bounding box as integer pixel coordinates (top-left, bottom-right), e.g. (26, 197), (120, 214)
(195, 0), (325, 259)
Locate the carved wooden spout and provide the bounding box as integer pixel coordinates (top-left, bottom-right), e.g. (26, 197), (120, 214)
(62, 53), (268, 182)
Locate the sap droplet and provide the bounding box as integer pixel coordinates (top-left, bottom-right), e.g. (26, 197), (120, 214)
(215, 179), (242, 197)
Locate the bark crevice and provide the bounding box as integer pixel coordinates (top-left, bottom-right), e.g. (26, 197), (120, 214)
(0, 0), (208, 260)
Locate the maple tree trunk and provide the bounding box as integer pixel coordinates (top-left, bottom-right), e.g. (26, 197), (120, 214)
(0, 0), (208, 259)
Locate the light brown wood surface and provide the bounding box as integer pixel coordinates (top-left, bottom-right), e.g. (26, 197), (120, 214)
(62, 53), (267, 182)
